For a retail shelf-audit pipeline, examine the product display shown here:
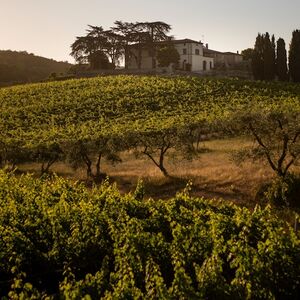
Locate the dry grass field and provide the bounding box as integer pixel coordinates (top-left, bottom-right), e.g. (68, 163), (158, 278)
(19, 137), (299, 209)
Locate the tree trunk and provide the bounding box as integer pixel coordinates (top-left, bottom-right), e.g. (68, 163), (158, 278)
(142, 144), (171, 177)
(124, 45), (129, 70)
(138, 48), (142, 69)
(86, 162), (92, 178)
(159, 148), (169, 177)
(151, 46), (156, 69)
(41, 157), (57, 175)
(95, 153), (102, 178)
(81, 153), (93, 178)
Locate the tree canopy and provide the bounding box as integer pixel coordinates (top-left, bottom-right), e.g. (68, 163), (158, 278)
(241, 48), (254, 61)
(157, 44), (180, 67)
(70, 21), (173, 70)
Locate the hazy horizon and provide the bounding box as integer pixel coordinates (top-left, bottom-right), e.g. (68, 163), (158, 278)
(1, 0), (299, 63)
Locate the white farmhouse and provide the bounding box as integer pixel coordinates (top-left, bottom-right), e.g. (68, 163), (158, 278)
(127, 38), (214, 72)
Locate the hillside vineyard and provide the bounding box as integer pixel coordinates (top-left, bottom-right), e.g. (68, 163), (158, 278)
(1, 76), (300, 297)
(1, 76), (300, 176)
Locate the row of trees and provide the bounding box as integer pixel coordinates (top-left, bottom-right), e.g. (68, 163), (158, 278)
(2, 110), (300, 206)
(2, 107), (300, 185)
(70, 21), (175, 70)
(0, 122), (206, 179)
(249, 30), (300, 82)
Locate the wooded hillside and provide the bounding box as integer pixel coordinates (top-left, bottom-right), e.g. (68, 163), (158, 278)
(0, 50), (72, 85)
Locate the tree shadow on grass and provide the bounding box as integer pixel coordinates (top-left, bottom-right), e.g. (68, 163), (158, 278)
(143, 176), (189, 199)
(106, 174), (189, 200)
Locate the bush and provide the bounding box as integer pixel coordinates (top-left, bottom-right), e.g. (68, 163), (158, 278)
(256, 173), (300, 207)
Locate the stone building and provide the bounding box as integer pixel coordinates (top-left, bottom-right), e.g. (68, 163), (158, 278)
(127, 39), (214, 72)
(126, 39), (243, 72)
(203, 46), (243, 68)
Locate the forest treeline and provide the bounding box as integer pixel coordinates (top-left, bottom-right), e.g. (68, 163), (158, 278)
(0, 50), (71, 85)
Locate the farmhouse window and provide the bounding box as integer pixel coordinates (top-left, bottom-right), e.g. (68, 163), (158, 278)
(195, 49), (200, 55)
(183, 48), (187, 55)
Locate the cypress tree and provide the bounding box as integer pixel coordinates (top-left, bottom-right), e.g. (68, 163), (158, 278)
(276, 38), (288, 81)
(252, 33), (264, 80)
(263, 33), (275, 80)
(271, 35), (276, 79)
(289, 29), (300, 82)
(252, 32), (276, 81)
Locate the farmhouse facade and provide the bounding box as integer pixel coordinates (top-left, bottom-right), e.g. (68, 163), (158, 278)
(203, 48), (243, 68)
(126, 38), (244, 73)
(127, 39), (214, 72)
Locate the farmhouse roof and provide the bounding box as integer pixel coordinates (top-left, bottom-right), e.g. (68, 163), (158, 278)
(168, 38), (202, 44)
(223, 51), (243, 56)
(203, 48), (242, 56)
(203, 48), (221, 54)
(128, 38), (203, 47)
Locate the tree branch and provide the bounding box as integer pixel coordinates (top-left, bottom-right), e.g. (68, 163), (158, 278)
(284, 157), (295, 176)
(277, 133), (289, 176)
(142, 146), (160, 169)
(292, 131), (300, 144)
(249, 123), (278, 173)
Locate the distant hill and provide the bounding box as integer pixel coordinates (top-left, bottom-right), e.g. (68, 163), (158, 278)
(0, 50), (72, 86)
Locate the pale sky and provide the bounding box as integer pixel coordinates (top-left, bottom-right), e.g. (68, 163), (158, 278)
(1, 0), (299, 63)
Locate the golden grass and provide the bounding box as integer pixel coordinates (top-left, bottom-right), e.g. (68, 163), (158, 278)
(18, 137), (300, 208)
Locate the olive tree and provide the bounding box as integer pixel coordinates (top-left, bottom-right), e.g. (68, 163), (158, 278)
(136, 128), (176, 177)
(62, 125), (124, 180)
(233, 110), (300, 178)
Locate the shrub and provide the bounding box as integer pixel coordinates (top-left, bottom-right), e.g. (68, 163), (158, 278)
(257, 173), (300, 207)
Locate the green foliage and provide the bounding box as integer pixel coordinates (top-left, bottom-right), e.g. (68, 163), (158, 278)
(1, 76), (300, 177)
(157, 45), (180, 68)
(0, 171), (299, 298)
(70, 27), (113, 68)
(231, 107), (300, 179)
(258, 174), (300, 207)
(89, 50), (112, 70)
(133, 179), (145, 201)
(241, 48), (254, 61)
